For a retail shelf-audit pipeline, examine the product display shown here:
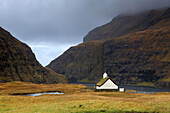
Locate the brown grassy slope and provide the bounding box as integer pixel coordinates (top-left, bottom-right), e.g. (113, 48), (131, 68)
(45, 67), (68, 83)
(103, 25), (170, 87)
(156, 70), (170, 88)
(0, 81), (85, 95)
(47, 8), (170, 87)
(47, 41), (104, 83)
(47, 25), (170, 87)
(0, 27), (67, 84)
(84, 8), (169, 42)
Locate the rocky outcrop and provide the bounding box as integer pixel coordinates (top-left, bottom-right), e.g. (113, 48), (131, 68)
(0, 27), (67, 84)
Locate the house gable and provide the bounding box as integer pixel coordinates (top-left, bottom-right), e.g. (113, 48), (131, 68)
(96, 78), (118, 90)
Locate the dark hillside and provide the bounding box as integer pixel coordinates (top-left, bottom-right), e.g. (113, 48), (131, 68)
(47, 41), (104, 83)
(103, 26), (170, 87)
(84, 8), (170, 42)
(47, 8), (170, 88)
(0, 27), (67, 83)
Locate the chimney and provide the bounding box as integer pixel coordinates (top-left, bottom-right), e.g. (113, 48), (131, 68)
(103, 72), (108, 78)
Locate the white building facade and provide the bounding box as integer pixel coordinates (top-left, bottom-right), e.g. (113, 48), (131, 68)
(96, 72), (119, 90)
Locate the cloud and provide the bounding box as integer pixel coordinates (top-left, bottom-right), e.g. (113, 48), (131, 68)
(0, 0), (170, 66)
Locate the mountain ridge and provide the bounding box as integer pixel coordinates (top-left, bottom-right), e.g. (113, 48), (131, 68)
(0, 27), (68, 84)
(47, 8), (170, 88)
(83, 8), (170, 42)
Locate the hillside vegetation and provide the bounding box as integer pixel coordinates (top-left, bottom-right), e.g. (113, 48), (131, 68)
(47, 41), (104, 83)
(0, 27), (67, 84)
(47, 8), (170, 88)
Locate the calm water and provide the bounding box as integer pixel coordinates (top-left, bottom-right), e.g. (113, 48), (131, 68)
(23, 92), (64, 97)
(120, 85), (170, 94)
(72, 83), (170, 94)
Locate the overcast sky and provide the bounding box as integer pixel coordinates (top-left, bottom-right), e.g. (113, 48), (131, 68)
(0, 0), (170, 66)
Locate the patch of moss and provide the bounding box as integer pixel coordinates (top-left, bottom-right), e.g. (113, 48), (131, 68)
(96, 77), (110, 86)
(136, 82), (155, 86)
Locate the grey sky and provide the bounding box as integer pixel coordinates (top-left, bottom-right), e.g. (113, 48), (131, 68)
(0, 0), (170, 66)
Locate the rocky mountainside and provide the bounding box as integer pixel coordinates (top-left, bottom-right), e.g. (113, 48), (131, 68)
(84, 8), (169, 42)
(47, 8), (170, 88)
(0, 27), (67, 84)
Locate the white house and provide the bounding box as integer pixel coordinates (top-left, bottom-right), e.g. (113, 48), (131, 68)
(96, 72), (119, 91)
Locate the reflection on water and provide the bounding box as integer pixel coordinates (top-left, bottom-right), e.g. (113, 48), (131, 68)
(23, 92), (64, 97)
(72, 83), (170, 94)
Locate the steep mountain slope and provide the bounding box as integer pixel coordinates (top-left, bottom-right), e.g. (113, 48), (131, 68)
(0, 27), (67, 83)
(47, 26), (170, 87)
(103, 27), (170, 87)
(84, 8), (169, 42)
(47, 41), (104, 82)
(47, 8), (170, 88)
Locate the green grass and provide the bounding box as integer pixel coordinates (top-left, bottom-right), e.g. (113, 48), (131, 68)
(160, 76), (170, 82)
(0, 82), (170, 113)
(0, 92), (170, 113)
(136, 82), (155, 86)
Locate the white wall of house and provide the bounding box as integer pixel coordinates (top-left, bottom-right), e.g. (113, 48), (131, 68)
(96, 79), (118, 89)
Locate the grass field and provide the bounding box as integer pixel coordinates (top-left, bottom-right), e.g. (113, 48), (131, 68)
(0, 81), (170, 113)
